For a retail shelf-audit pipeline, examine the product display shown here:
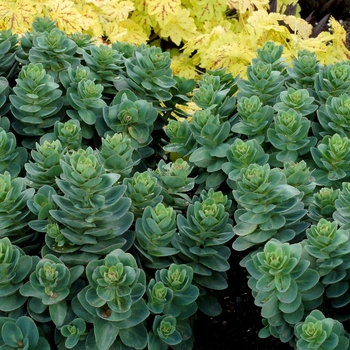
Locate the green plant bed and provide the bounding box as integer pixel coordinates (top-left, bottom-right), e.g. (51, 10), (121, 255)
(2, 15), (350, 350)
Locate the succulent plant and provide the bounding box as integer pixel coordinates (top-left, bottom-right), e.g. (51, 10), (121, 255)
(9, 63), (65, 147)
(0, 238), (35, 314)
(253, 41), (288, 74)
(304, 219), (350, 309)
(47, 147), (134, 263)
(286, 49), (320, 90)
(333, 182), (350, 229)
(25, 140), (65, 190)
(245, 239), (324, 343)
(135, 203), (179, 269)
(148, 314), (182, 350)
(232, 164), (308, 251)
(0, 316), (50, 349)
(294, 309), (349, 350)
(0, 29), (19, 79)
(20, 254), (84, 327)
(0, 172), (35, 249)
(267, 108), (317, 163)
(66, 77), (106, 140)
(173, 193), (234, 292)
(0, 123), (28, 177)
(308, 187), (340, 224)
(153, 158), (194, 209)
(231, 95), (275, 142)
(82, 44), (124, 96)
(123, 44), (177, 102)
(99, 132), (139, 178)
(222, 138), (269, 184)
(282, 160), (316, 207)
(193, 68), (237, 118)
(51, 119), (83, 151)
(123, 170), (163, 219)
(237, 60), (285, 105)
(273, 87), (318, 117)
(310, 134), (350, 187)
(60, 318), (87, 349)
(189, 108), (232, 189)
(28, 27), (80, 78)
(100, 89), (158, 152)
(72, 249), (149, 350)
(317, 93), (350, 138)
(314, 62), (350, 103)
(163, 119), (197, 158)
(154, 264), (199, 320)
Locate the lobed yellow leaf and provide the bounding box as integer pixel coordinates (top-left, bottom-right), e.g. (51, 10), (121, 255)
(283, 15), (312, 39)
(159, 8), (198, 46)
(97, 0), (135, 23)
(147, 0), (182, 27)
(104, 19), (148, 45)
(170, 53), (198, 80)
(73, 2), (103, 37)
(227, 0), (269, 13)
(189, 0), (226, 22)
(0, 0), (37, 34)
(46, 1), (84, 34)
(130, 10), (157, 37)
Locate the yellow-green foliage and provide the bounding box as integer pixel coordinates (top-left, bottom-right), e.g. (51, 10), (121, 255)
(0, 0), (349, 79)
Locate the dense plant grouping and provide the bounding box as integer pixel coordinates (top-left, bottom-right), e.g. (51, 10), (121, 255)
(2, 14), (350, 350)
(0, 0), (349, 80)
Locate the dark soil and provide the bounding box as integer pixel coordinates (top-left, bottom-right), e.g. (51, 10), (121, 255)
(192, 17), (350, 350)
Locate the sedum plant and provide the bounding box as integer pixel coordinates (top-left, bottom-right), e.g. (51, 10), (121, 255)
(9, 62), (65, 147)
(99, 89), (158, 154)
(0, 237), (35, 315)
(0, 172), (35, 249)
(153, 158), (194, 210)
(317, 93), (350, 138)
(123, 44), (176, 103)
(25, 140), (65, 190)
(273, 87), (318, 117)
(73, 249), (150, 350)
(173, 192), (234, 293)
(189, 108), (232, 189)
(0, 316), (50, 349)
(232, 164), (308, 251)
(333, 182), (350, 229)
(20, 254), (84, 327)
(222, 138), (269, 185)
(308, 188), (340, 224)
(267, 109), (317, 163)
(47, 147), (134, 263)
(314, 62), (350, 104)
(0, 122), (27, 177)
(123, 170), (163, 219)
(135, 203), (179, 269)
(304, 219), (350, 311)
(231, 95), (274, 143)
(294, 309), (349, 350)
(286, 50), (320, 90)
(282, 161), (316, 207)
(28, 28), (80, 78)
(236, 60), (285, 106)
(310, 134), (350, 187)
(245, 239), (324, 343)
(99, 132), (139, 179)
